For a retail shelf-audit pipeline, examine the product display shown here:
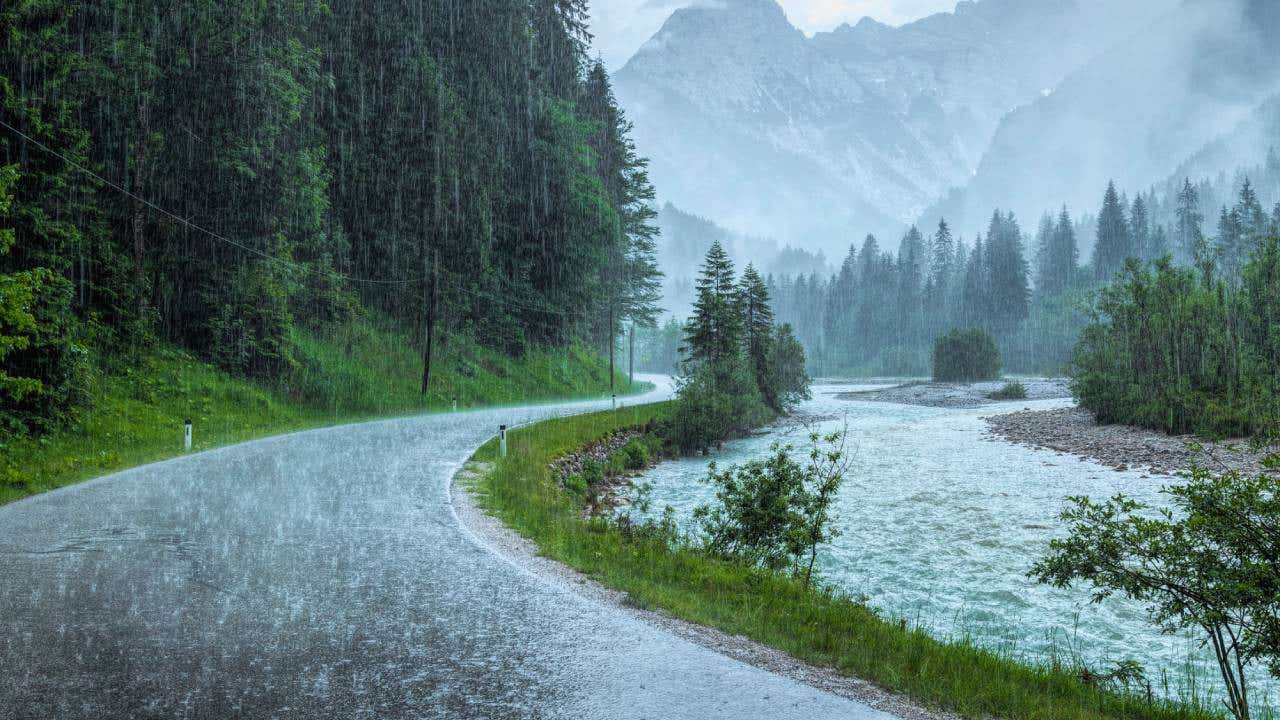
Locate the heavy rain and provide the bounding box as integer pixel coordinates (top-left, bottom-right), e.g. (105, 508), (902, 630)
(2, 1), (1279, 719)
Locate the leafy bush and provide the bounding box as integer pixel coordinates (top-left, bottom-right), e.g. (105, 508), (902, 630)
(561, 472), (588, 498)
(1033, 463), (1280, 720)
(667, 359), (772, 454)
(932, 328), (1001, 382)
(988, 381), (1027, 400)
(617, 438), (651, 471)
(692, 431), (848, 588)
(0, 166), (90, 436)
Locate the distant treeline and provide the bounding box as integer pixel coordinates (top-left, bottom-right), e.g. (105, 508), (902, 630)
(0, 1), (660, 435)
(760, 162), (1280, 378)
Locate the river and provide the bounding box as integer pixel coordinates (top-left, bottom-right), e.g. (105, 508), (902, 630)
(631, 383), (1275, 713)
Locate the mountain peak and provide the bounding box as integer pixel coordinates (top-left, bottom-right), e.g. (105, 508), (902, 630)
(623, 0), (803, 73)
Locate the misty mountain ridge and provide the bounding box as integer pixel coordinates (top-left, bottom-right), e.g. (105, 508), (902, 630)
(926, 0), (1280, 240)
(614, 0), (1176, 258)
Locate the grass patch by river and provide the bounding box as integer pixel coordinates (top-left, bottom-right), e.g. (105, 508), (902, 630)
(1, 322), (642, 505)
(469, 403), (1220, 720)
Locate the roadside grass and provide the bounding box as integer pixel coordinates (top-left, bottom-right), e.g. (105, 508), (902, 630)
(468, 404), (1220, 720)
(1, 319), (645, 504)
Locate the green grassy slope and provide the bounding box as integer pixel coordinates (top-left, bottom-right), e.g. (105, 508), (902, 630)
(1, 320), (643, 504)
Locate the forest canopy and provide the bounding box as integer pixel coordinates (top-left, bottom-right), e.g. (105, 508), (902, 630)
(0, 0), (660, 435)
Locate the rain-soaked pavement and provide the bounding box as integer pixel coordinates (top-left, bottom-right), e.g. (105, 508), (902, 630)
(1, 377), (895, 720)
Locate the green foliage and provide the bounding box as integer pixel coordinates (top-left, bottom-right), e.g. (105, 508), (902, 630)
(1072, 246), (1280, 437)
(668, 358), (770, 455)
(1033, 463), (1280, 719)
(694, 431), (848, 586)
(0, 164), (89, 435)
(668, 244), (809, 453)
(0, 0), (662, 439)
(694, 444), (812, 572)
(769, 323), (812, 410)
(989, 381), (1028, 400)
(932, 328), (1002, 382)
(615, 437), (651, 472)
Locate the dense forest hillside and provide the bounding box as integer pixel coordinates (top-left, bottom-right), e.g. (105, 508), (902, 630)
(0, 1), (660, 446)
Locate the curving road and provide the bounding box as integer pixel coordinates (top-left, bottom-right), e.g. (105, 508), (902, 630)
(1, 378), (895, 719)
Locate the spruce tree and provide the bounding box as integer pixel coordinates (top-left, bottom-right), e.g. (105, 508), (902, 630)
(739, 264), (777, 409)
(930, 219), (955, 288)
(684, 240), (741, 372)
(1176, 178), (1206, 266)
(986, 212), (1030, 334)
(1094, 181), (1132, 281)
(1033, 213), (1055, 294)
(1130, 194), (1152, 262)
(1216, 206), (1245, 283)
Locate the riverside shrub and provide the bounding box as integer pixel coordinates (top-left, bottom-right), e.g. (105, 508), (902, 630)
(932, 328), (1001, 382)
(1072, 247), (1280, 437)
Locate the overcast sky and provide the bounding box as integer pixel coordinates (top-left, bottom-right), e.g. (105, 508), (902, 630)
(589, 0), (960, 69)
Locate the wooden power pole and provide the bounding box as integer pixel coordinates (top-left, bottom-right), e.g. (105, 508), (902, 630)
(421, 248), (439, 395)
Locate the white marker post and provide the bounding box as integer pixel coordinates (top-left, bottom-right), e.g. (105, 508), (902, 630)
(611, 394), (617, 411)
(184, 419), (193, 451)
(499, 425), (508, 457)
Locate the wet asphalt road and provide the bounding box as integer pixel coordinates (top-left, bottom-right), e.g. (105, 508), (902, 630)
(1, 378), (895, 719)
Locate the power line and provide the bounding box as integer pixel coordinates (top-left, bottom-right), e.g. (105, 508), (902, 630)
(1, 116), (608, 321)
(0, 116), (424, 286)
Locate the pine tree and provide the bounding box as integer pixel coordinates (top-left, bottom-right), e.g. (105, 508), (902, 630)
(739, 264), (777, 409)
(684, 241), (741, 373)
(895, 240), (923, 367)
(986, 212), (1031, 334)
(898, 225), (925, 280)
(1176, 178), (1206, 266)
(1130, 194), (1152, 261)
(1149, 224), (1169, 261)
(926, 219), (955, 338)
(1034, 213), (1055, 294)
(961, 234), (987, 328)
(1235, 177), (1266, 245)
(930, 219), (955, 288)
(823, 245), (857, 366)
(1094, 181), (1132, 281)
(1216, 206), (1246, 283)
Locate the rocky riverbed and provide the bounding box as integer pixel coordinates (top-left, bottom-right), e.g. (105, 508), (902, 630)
(837, 378), (1072, 408)
(985, 406), (1272, 477)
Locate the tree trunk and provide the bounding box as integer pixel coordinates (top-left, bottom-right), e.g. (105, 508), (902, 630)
(421, 249), (438, 395)
(629, 322), (635, 388)
(132, 114), (148, 319)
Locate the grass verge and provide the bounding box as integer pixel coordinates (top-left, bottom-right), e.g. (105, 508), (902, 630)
(467, 404), (1219, 720)
(1, 320), (647, 504)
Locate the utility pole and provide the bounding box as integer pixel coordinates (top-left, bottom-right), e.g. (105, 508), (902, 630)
(608, 304), (615, 395)
(421, 248), (439, 395)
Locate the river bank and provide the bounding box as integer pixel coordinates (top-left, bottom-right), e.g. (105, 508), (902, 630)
(985, 406), (1271, 477)
(835, 378), (1271, 478)
(463, 400), (1224, 720)
(453, 454), (953, 720)
(836, 379), (1072, 408)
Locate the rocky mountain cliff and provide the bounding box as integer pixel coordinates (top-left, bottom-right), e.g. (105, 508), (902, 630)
(613, 0), (1175, 255)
